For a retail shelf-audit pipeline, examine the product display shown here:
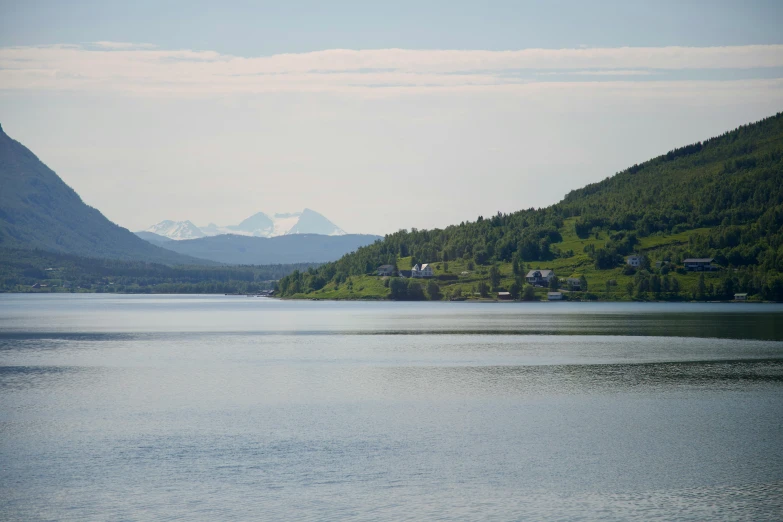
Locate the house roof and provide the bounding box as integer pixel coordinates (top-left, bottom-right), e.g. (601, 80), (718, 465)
(567, 277), (581, 282)
(547, 292), (562, 296)
(734, 293), (748, 297)
(683, 258), (714, 263)
(627, 254), (642, 259)
(497, 292), (511, 296)
(526, 269), (553, 277)
(420, 263), (430, 270)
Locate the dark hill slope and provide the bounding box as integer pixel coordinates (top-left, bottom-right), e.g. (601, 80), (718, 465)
(559, 112), (783, 236)
(0, 124), (211, 265)
(278, 112), (783, 296)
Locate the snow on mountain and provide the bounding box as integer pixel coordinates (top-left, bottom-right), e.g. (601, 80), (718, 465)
(285, 208), (346, 236)
(145, 220), (205, 240)
(272, 212), (303, 236)
(142, 210), (347, 240)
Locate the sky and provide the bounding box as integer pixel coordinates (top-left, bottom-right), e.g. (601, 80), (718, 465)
(1, 1), (782, 235)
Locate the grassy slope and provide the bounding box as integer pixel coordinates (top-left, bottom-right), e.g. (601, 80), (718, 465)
(287, 224), (718, 300)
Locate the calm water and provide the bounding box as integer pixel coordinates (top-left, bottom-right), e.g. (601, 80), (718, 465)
(1, 295), (782, 521)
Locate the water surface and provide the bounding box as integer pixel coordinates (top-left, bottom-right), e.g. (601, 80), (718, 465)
(1, 295), (782, 520)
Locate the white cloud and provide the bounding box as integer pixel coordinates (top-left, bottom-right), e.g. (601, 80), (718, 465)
(535, 69), (655, 76)
(90, 41), (157, 50)
(0, 44), (782, 96)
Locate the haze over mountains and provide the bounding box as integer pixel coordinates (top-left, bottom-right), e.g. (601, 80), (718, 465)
(0, 123), (211, 265)
(0, 124), (378, 267)
(144, 209), (346, 241)
(150, 233), (381, 265)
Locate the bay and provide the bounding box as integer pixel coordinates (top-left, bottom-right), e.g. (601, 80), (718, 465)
(1, 295), (782, 521)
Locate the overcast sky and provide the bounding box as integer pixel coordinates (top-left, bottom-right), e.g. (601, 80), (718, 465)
(1, 1), (782, 235)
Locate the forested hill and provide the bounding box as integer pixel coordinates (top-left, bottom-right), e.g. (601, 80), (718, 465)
(559, 112), (782, 239)
(0, 124), (211, 265)
(278, 112), (783, 300)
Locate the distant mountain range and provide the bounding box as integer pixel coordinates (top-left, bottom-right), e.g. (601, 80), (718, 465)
(144, 209), (346, 240)
(137, 233), (381, 265)
(0, 123), (212, 266)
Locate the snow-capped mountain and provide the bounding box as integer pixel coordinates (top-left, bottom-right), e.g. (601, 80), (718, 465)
(145, 220), (205, 240)
(142, 209), (346, 241)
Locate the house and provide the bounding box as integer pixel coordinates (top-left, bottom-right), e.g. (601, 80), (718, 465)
(377, 264), (396, 276)
(626, 255), (643, 267)
(526, 269), (555, 286)
(734, 293), (748, 301)
(547, 292), (563, 301)
(566, 277), (582, 291)
(684, 258), (715, 271)
(411, 263), (434, 278)
(497, 291), (512, 300)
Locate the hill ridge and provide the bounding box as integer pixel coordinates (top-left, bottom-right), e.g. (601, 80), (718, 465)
(277, 112), (783, 301)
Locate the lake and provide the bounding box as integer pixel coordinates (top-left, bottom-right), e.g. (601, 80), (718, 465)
(1, 295), (782, 520)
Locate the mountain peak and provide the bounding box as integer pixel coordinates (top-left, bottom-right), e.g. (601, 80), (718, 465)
(145, 220), (205, 240)
(142, 209), (348, 240)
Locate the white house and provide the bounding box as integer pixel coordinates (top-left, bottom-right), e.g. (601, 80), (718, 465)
(626, 255), (643, 267)
(526, 269), (555, 286)
(377, 264), (395, 276)
(411, 263), (434, 278)
(547, 292), (563, 301)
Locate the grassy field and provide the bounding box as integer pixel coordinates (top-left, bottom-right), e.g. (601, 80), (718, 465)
(286, 221), (732, 301)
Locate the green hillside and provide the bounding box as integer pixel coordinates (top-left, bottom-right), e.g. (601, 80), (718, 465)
(278, 112), (783, 302)
(0, 124), (210, 265)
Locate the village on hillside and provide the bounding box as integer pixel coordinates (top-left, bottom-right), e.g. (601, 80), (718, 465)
(373, 252), (748, 302)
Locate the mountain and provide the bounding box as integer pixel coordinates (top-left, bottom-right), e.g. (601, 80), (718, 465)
(0, 124), (213, 266)
(134, 231), (173, 246)
(286, 208), (346, 236)
(145, 220), (205, 240)
(143, 208), (347, 240)
(277, 112), (783, 301)
(234, 212), (274, 235)
(153, 233), (381, 265)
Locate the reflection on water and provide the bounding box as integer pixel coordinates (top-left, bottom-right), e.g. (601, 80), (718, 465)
(1, 295), (782, 521)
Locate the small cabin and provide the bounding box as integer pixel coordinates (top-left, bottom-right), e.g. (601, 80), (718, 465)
(734, 293), (748, 301)
(684, 258), (715, 271)
(497, 291), (512, 300)
(626, 255), (643, 267)
(547, 292), (563, 301)
(566, 277), (582, 291)
(377, 264), (395, 276)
